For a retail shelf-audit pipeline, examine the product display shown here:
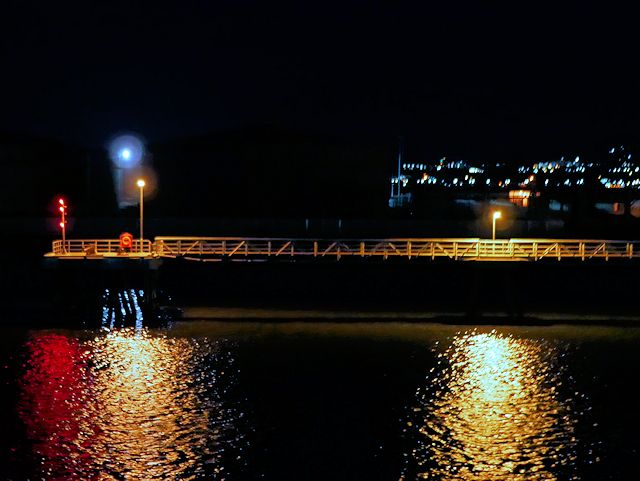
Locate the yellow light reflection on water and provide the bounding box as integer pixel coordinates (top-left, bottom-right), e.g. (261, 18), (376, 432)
(409, 330), (577, 480)
(86, 328), (213, 479)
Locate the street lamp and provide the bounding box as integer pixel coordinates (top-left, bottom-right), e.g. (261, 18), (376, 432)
(492, 211), (502, 240)
(137, 179), (145, 252)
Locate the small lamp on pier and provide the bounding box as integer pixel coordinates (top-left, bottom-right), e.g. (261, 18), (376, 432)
(137, 179), (145, 252)
(492, 211), (502, 240)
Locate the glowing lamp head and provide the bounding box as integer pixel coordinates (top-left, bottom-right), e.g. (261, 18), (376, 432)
(59, 222), (65, 228)
(493, 211), (502, 220)
(122, 149), (130, 159)
(59, 206), (65, 213)
(137, 179), (146, 188)
(58, 198), (65, 205)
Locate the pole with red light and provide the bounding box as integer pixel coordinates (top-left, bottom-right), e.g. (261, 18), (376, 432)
(58, 199), (67, 253)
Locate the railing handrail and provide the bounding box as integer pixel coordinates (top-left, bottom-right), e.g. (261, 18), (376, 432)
(47, 237), (640, 261)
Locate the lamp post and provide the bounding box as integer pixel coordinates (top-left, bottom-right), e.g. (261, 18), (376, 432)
(492, 211), (502, 240)
(137, 179), (145, 252)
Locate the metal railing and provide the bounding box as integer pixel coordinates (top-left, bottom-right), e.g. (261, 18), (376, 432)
(50, 239), (154, 256)
(152, 237), (640, 261)
(46, 237), (640, 261)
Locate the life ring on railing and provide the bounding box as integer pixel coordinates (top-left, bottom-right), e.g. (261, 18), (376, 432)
(120, 232), (134, 249)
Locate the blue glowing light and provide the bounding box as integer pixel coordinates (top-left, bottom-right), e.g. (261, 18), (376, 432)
(108, 134), (144, 168)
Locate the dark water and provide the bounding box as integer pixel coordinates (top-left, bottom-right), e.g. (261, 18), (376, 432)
(2, 320), (640, 480)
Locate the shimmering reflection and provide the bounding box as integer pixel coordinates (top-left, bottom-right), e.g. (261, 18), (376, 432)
(18, 328), (245, 480)
(18, 334), (96, 479)
(87, 329), (212, 479)
(402, 330), (580, 480)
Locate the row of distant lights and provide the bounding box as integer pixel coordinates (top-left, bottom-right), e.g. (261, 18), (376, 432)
(408, 150), (632, 175)
(408, 175), (594, 188)
(398, 148), (638, 190)
(599, 178), (640, 189)
(403, 160), (470, 171)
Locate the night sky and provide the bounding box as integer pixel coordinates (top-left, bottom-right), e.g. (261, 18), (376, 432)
(2, 1), (638, 164)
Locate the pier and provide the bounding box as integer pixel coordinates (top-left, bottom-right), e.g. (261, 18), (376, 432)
(46, 237), (640, 262)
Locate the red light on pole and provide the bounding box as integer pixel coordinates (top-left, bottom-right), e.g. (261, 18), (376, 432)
(59, 199), (67, 253)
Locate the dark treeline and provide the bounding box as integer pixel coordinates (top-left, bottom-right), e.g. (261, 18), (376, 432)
(1, 125), (392, 220)
(150, 124), (391, 218)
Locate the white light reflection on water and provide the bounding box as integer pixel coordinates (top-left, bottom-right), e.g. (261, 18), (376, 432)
(18, 328), (244, 480)
(402, 330), (582, 480)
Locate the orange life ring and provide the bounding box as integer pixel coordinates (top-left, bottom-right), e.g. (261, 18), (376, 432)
(120, 233), (134, 249)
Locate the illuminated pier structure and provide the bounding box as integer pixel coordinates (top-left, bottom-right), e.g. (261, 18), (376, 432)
(46, 237), (640, 262)
(42, 236), (640, 324)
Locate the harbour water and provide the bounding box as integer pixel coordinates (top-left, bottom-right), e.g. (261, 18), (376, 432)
(2, 318), (640, 480)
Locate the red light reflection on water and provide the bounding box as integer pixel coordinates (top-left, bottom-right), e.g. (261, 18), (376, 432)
(18, 334), (98, 480)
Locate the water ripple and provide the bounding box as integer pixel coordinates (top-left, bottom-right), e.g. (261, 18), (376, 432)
(400, 330), (589, 480)
(17, 328), (247, 480)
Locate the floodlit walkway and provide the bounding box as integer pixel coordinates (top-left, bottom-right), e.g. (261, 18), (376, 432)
(46, 237), (640, 262)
